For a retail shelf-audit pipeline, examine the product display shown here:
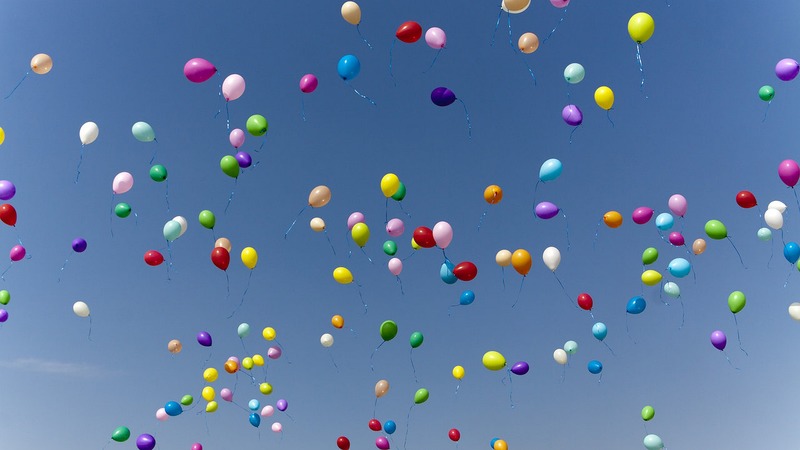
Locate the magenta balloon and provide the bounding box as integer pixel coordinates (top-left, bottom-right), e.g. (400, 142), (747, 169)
(710, 330), (726, 351)
(136, 434), (156, 450)
(191, 444), (203, 450)
(347, 212), (365, 230)
(375, 436), (390, 450)
(229, 128), (245, 148)
(299, 74), (318, 93)
(775, 58), (800, 81)
(778, 159), (800, 187)
(0, 180), (16, 200)
(9, 245), (25, 262)
(561, 104), (583, 126)
(535, 202), (559, 219)
(386, 218), (405, 237)
(184, 58), (217, 83)
(632, 207), (654, 225)
(668, 232), (685, 247)
(550, 0), (570, 7)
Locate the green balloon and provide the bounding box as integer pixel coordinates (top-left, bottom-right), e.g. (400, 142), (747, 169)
(759, 85), (775, 102)
(728, 291), (746, 314)
(149, 164), (168, 182)
(413, 388), (429, 404)
(379, 320), (398, 341)
(383, 240), (398, 256)
(641, 405), (655, 421)
(220, 155), (239, 178)
(410, 331), (424, 348)
(180, 395), (194, 406)
(114, 203), (131, 218)
(705, 220), (727, 240)
(391, 182), (406, 201)
(0, 290), (9, 305)
(642, 247), (659, 265)
(111, 426), (131, 442)
(199, 210), (216, 229)
(246, 114), (268, 136)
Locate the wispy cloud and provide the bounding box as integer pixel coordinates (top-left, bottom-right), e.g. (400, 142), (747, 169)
(0, 357), (105, 377)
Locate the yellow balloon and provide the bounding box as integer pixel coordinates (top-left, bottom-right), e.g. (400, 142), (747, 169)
(641, 269), (663, 286)
(259, 382), (273, 395)
(483, 185), (503, 204)
(253, 354), (265, 366)
(351, 222), (370, 247)
(495, 249), (512, 267)
(380, 173), (400, 198)
(241, 246), (258, 269)
(201, 386), (216, 401)
(262, 327), (276, 341)
(341, 1), (361, 25)
(203, 367), (218, 382)
(411, 238), (420, 250)
(493, 439), (508, 450)
(242, 357), (254, 370)
(452, 365), (465, 380)
(331, 314), (344, 329)
(206, 401), (218, 413)
(0, 127), (5, 145)
(308, 185), (331, 208)
(310, 217), (326, 232)
(482, 351), (506, 371)
(518, 32), (539, 54)
(215, 237), (232, 252)
(333, 267), (354, 284)
(628, 12), (655, 44)
(594, 86), (615, 110)
(603, 210), (623, 228)
(30, 53), (53, 75)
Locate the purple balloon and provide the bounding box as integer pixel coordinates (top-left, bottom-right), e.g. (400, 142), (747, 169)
(184, 58), (217, 83)
(668, 232), (685, 247)
(0, 309), (8, 323)
(276, 398), (288, 411)
(136, 434), (156, 450)
(510, 361), (530, 375)
(431, 87), (456, 107)
(235, 151), (253, 168)
(561, 104), (583, 126)
(632, 207), (654, 225)
(347, 212), (365, 230)
(72, 238), (87, 253)
(775, 58), (800, 81)
(197, 331), (212, 347)
(9, 245), (25, 262)
(0, 180), (16, 201)
(710, 330), (727, 351)
(268, 346), (282, 359)
(535, 201), (559, 220)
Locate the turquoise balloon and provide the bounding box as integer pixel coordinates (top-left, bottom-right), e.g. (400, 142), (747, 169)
(163, 220), (181, 242)
(654, 213), (674, 231)
(667, 258), (691, 278)
(643, 434), (664, 450)
(132, 121), (155, 142)
(757, 227), (772, 241)
(563, 63), (585, 84)
(592, 322), (607, 341)
(539, 158), (563, 182)
(440, 261), (457, 284)
(237, 323), (250, 338)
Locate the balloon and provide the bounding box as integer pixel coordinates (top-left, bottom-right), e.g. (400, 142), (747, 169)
(136, 434), (156, 450)
(396, 21), (422, 43)
(603, 211), (623, 228)
(341, 1), (361, 25)
(384, 420), (397, 435)
(643, 434), (664, 450)
(369, 419), (382, 431)
(452, 365), (465, 379)
(167, 339), (182, 354)
(535, 201), (559, 219)
(375, 379), (390, 398)
(425, 27), (446, 49)
(268, 346), (282, 359)
(235, 323), (251, 339)
(263, 327), (276, 340)
(259, 383), (273, 394)
(587, 360), (603, 374)
(728, 291), (746, 314)
(184, 58), (217, 83)
(736, 191), (757, 209)
(203, 368), (219, 383)
(383, 240), (398, 256)
(201, 386), (215, 401)
(0, 204), (17, 226)
(542, 246), (561, 271)
(8, 244), (24, 262)
(460, 290), (475, 305)
(241, 247), (258, 269)
(320, 333), (334, 348)
(692, 239), (707, 255)
(386, 218), (405, 236)
(380, 174), (400, 198)
(785, 242), (800, 264)
(376, 436), (390, 450)
(388, 257), (403, 276)
(626, 296), (647, 314)
(333, 267), (353, 284)
(197, 210), (216, 230)
(222, 74), (245, 101)
(539, 158), (563, 182)
(157, 408), (168, 422)
(758, 228), (773, 241)
(641, 405), (655, 421)
(704, 220), (728, 240)
(219, 155), (239, 179)
(344, 212), (364, 230)
(769, 200), (788, 213)
(592, 322), (608, 341)
(0, 181), (16, 200)
(511, 249), (532, 276)
(391, 182), (407, 201)
(112, 172), (134, 195)
(299, 74), (318, 93)
(594, 86), (614, 110)
(632, 207), (654, 224)
(431, 87), (456, 107)
(564, 340), (578, 355)
(165, 401), (182, 416)
(328, 315), (344, 330)
(379, 320), (398, 341)
(337, 54), (361, 80)
(224, 360), (238, 374)
(0, 290), (8, 305)
(191, 443), (203, 450)
(234, 151), (252, 168)
(448, 428), (461, 441)
(0, 128), (3, 145)
(0, 309), (9, 322)
(131, 122), (155, 142)
(30, 53), (53, 74)
(115, 203), (132, 218)
(205, 401), (218, 413)
(413, 388), (429, 404)
(276, 399), (288, 411)
(764, 209), (784, 230)
(211, 247), (230, 271)
(79, 122), (99, 145)
(147, 164), (167, 183)
(309, 185), (331, 207)
(668, 194), (687, 217)
(72, 301), (89, 317)
(197, 331), (212, 347)
(482, 350), (506, 370)
(667, 258), (691, 278)
(628, 12), (655, 43)
(409, 331), (424, 348)
(433, 221), (454, 248)
(663, 281), (681, 298)
(710, 330), (726, 350)
(496, 249), (512, 267)
(247, 399), (260, 411)
(503, 0), (531, 13)
(246, 114), (268, 136)
(561, 104), (583, 126)
(510, 361), (530, 375)
(759, 85), (775, 101)
(337, 436), (351, 450)
(440, 260), (457, 284)
(413, 226), (436, 248)
(668, 232), (685, 247)
(788, 302), (800, 321)
(779, 159), (800, 187)
(553, 348), (568, 365)
(310, 217), (326, 232)
(172, 216), (187, 237)
(249, 413), (261, 428)
(261, 404), (274, 416)
(351, 222), (370, 247)
(654, 213), (674, 231)
(577, 293), (593, 311)
(564, 63), (585, 84)
(775, 58), (800, 81)
(641, 269), (662, 286)
(144, 250), (164, 266)
(453, 262), (478, 281)
(229, 128), (245, 148)
(518, 32), (539, 54)
(242, 357), (254, 370)
(111, 426), (131, 442)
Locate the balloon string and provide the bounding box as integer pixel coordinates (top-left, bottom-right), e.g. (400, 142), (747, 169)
(284, 205), (308, 239)
(626, 313), (637, 344)
(781, 228), (786, 248)
(75, 144), (84, 183)
(532, 180), (541, 207)
(149, 141), (158, 165)
(602, 340), (616, 356)
(733, 313), (748, 356)
(455, 381), (461, 395)
(793, 188), (800, 215)
(504, 369), (515, 408)
(490, 8), (503, 47)
(456, 98), (472, 138)
(512, 276), (526, 308)
(329, 351), (339, 372)
(370, 340), (385, 372)
(345, 80), (376, 105)
(447, 304), (458, 317)
(635, 43), (647, 97)
(762, 100), (771, 123)
(224, 178), (238, 214)
(58, 255), (70, 282)
(225, 270), (231, 302)
(356, 282), (367, 313)
(592, 219), (601, 251)
(388, 39), (397, 86)
(300, 96), (307, 122)
(560, 365), (566, 383)
(0, 263), (9, 281)
(227, 270), (253, 319)
(404, 404), (415, 450)
(87, 315), (93, 341)
(519, 55), (537, 86)
(373, 397), (379, 417)
(359, 246), (373, 264)
(506, 12), (514, 51)
(727, 236), (747, 269)
(4, 71), (29, 100)
(165, 179), (171, 212)
(409, 348), (418, 383)
(478, 209), (489, 231)
(722, 350), (741, 370)
(345, 229), (353, 258)
(225, 101), (231, 131)
(396, 276), (404, 295)
(677, 297), (686, 329)
(166, 241), (174, 280)
(356, 24), (373, 49)
(658, 282), (669, 306)
(552, 272), (577, 308)
(397, 200), (412, 219)
(324, 230), (337, 255)
(569, 125), (579, 144)
(784, 263), (794, 288)
(542, 7), (568, 44)
(606, 109), (615, 128)
(424, 48), (444, 74)
(767, 236), (774, 269)
(561, 209), (571, 251)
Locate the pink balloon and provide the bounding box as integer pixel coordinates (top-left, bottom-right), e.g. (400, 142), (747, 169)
(220, 388), (233, 402)
(271, 422), (282, 433)
(299, 74), (318, 93)
(668, 232), (685, 247)
(388, 257), (403, 276)
(222, 74), (246, 101)
(386, 218), (405, 237)
(183, 58), (217, 83)
(779, 159), (800, 187)
(227, 356), (239, 364)
(668, 194), (687, 217)
(425, 27), (446, 49)
(9, 245), (25, 262)
(376, 436), (390, 450)
(112, 172), (134, 194)
(347, 212), (365, 230)
(260, 405), (275, 417)
(229, 129), (245, 148)
(632, 207), (654, 225)
(156, 408), (168, 421)
(268, 346), (282, 359)
(432, 221), (453, 248)
(191, 443), (203, 450)
(550, 0), (570, 7)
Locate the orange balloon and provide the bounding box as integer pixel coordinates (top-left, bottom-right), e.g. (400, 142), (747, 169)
(375, 379), (389, 398)
(308, 185), (331, 208)
(331, 314), (344, 329)
(518, 32), (539, 54)
(483, 185), (503, 204)
(603, 211), (623, 228)
(493, 439), (508, 450)
(692, 238), (706, 255)
(30, 53), (53, 75)
(167, 339), (182, 354)
(511, 249), (532, 276)
(224, 360), (239, 374)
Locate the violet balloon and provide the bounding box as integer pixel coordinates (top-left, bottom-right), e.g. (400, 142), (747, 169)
(775, 58), (800, 81)
(235, 151), (253, 168)
(632, 207), (654, 225)
(710, 330), (727, 351)
(276, 398), (288, 411)
(197, 331), (212, 347)
(72, 238), (88, 253)
(431, 87), (456, 107)
(183, 58), (217, 83)
(510, 361), (530, 375)
(561, 104), (583, 126)
(778, 159), (800, 187)
(0, 180), (16, 200)
(0, 309), (8, 322)
(535, 201), (559, 219)
(347, 212), (365, 230)
(299, 74), (318, 93)
(136, 434), (156, 450)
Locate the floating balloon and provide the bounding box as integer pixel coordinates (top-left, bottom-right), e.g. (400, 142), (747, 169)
(167, 339), (182, 354)
(236, 151), (253, 168)
(388, 257), (402, 276)
(759, 85), (775, 101)
(452, 365), (465, 379)
(136, 434), (156, 450)
(30, 53), (53, 74)
(764, 209), (783, 230)
(592, 322), (608, 341)
(9, 244), (25, 261)
(413, 388), (429, 404)
(131, 122), (155, 142)
(788, 302), (800, 321)
(768, 200), (787, 213)
(553, 348), (568, 365)
(654, 213), (674, 231)
(563, 63), (585, 84)
(309, 185), (332, 207)
(111, 426), (131, 443)
(692, 239), (706, 255)
(668, 232), (685, 247)
(785, 242), (800, 264)
(337, 54), (361, 80)
(211, 247), (230, 270)
(460, 290), (475, 305)
(539, 158), (563, 182)
(643, 434), (664, 450)
(594, 86), (614, 110)
(375, 379), (390, 398)
(299, 74), (318, 93)
(413, 226), (436, 248)
(229, 129), (245, 148)
(425, 27), (446, 49)
(518, 32), (539, 54)
(710, 330), (727, 350)
(561, 104), (583, 126)
(632, 207), (654, 224)
(220, 155), (239, 178)
(379, 320), (398, 341)
(115, 203), (132, 218)
(542, 246), (561, 271)
(433, 221), (453, 248)
(667, 258), (691, 278)
(779, 159), (800, 187)
(72, 301), (90, 317)
(603, 211), (623, 228)
(510, 361), (530, 375)
(369, 419), (382, 431)
(577, 293), (593, 311)
(386, 218), (405, 236)
(149, 164), (167, 182)
(628, 12), (655, 44)
(704, 220), (728, 240)
(112, 172), (134, 194)
(222, 74), (245, 101)
(626, 296), (646, 314)
(663, 282), (681, 298)
(668, 194), (687, 217)
(587, 360), (603, 374)
(337, 436), (351, 450)
(184, 58), (217, 83)
(431, 87), (456, 107)
(535, 201), (559, 219)
(375, 436), (390, 450)
(246, 114), (268, 136)
(482, 350), (506, 371)
(396, 21), (422, 43)
(728, 291), (746, 314)
(144, 250), (164, 266)
(641, 270), (662, 286)
(511, 249), (532, 276)
(775, 58), (800, 81)
(564, 340), (578, 355)
(496, 249), (512, 267)
(484, 185), (503, 204)
(0, 204), (17, 226)
(453, 261), (477, 281)
(197, 331), (212, 347)
(352, 223), (370, 247)
(736, 191), (757, 209)
(80, 122), (99, 145)
(0, 181), (15, 201)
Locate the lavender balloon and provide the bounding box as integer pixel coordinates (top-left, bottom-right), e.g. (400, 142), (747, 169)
(775, 58), (800, 81)
(561, 104), (583, 126)
(710, 330), (727, 351)
(72, 238), (87, 253)
(431, 87), (456, 107)
(276, 398), (288, 411)
(510, 361), (530, 375)
(0, 180), (15, 200)
(235, 151), (253, 168)
(535, 201), (560, 219)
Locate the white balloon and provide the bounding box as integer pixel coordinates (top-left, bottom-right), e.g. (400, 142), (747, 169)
(542, 246), (561, 272)
(764, 208), (784, 230)
(73, 301), (90, 317)
(79, 121), (99, 145)
(320, 333), (334, 347)
(768, 200), (787, 213)
(789, 302), (800, 321)
(310, 217), (325, 232)
(553, 348), (568, 365)
(172, 216), (188, 237)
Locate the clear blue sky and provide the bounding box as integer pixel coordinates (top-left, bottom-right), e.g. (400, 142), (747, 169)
(1, 1), (800, 449)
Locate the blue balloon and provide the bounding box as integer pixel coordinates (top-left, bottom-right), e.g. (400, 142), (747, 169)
(337, 54), (361, 81)
(490, 438), (499, 449)
(440, 260), (457, 284)
(587, 360), (603, 374)
(654, 213), (674, 231)
(249, 412), (261, 428)
(460, 290), (475, 305)
(667, 258), (691, 278)
(384, 420), (397, 435)
(164, 401), (182, 417)
(539, 158), (563, 182)
(626, 296), (646, 314)
(248, 399), (260, 411)
(784, 242), (800, 264)
(592, 322), (608, 341)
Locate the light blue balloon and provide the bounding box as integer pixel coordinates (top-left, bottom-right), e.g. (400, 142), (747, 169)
(459, 290), (475, 305)
(643, 434), (664, 450)
(384, 420), (397, 435)
(249, 412), (261, 428)
(248, 399), (260, 411)
(626, 296), (646, 314)
(592, 322), (607, 341)
(663, 281), (681, 298)
(587, 359), (602, 374)
(563, 340), (578, 355)
(784, 242), (800, 264)
(654, 213), (674, 231)
(564, 63), (585, 84)
(238, 323), (251, 338)
(131, 121), (155, 142)
(440, 260), (457, 284)
(337, 54), (361, 81)
(539, 158), (563, 182)
(163, 220), (181, 242)
(667, 258), (691, 278)
(757, 227), (772, 241)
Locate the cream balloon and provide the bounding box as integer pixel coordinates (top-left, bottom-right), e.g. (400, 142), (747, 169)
(215, 237), (232, 252)
(495, 249), (512, 267)
(542, 246), (561, 271)
(764, 208), (784, 230)
(553, 348), (568, 365)
(79, 122), (99, 145)
(320, 333), (334, 347)
(73, 301), (90, 317)
(789, 302), (800, 321)
(341, 1), (361, 25)
(310, 217), (326, 232)
(30, 53), (53, 75)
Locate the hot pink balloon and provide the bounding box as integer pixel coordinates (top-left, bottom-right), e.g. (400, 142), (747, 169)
(229, 129), (245, 148)
(632, 207), (654, 225)
(191, 444), (203, 450)
(668, 194), (687, 217)
(376, 436), (390, 450)
(299, 74), (318, 93)
(425, 27), (446, 49)
(9, 245), (25, 262)
(347, 212), (365, 230)
(261, 405), (275, 417)
(184, 58), (217, 83)
(550, 0), (570, 7)
(220, 388), (233, 402)
(668, 231), (685, 246)
(388, 257), (403, 276)
(779, 159), (800, 187)
(386, 218), (405, 237)
(222, 74), (245, 101)
(156, 408), (168, 421)
(432, 221), (453, 248)
(112, 172), (134, 194)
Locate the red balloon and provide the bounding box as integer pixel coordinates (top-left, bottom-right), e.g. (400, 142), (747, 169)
(0, 203), (17, 226)
(337, 436), (351, 450)
(448, 428), (461, 442)
(395, 21), (423, 43)
(736, 190), (757, 209)
(211, 247), (230, 271)
(413, 226), (436, 248)
(453, 262), (477, 281)
(144, 250), (164, 266)
(368, 419), (382, 432)
(577, 293), (593, 311)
